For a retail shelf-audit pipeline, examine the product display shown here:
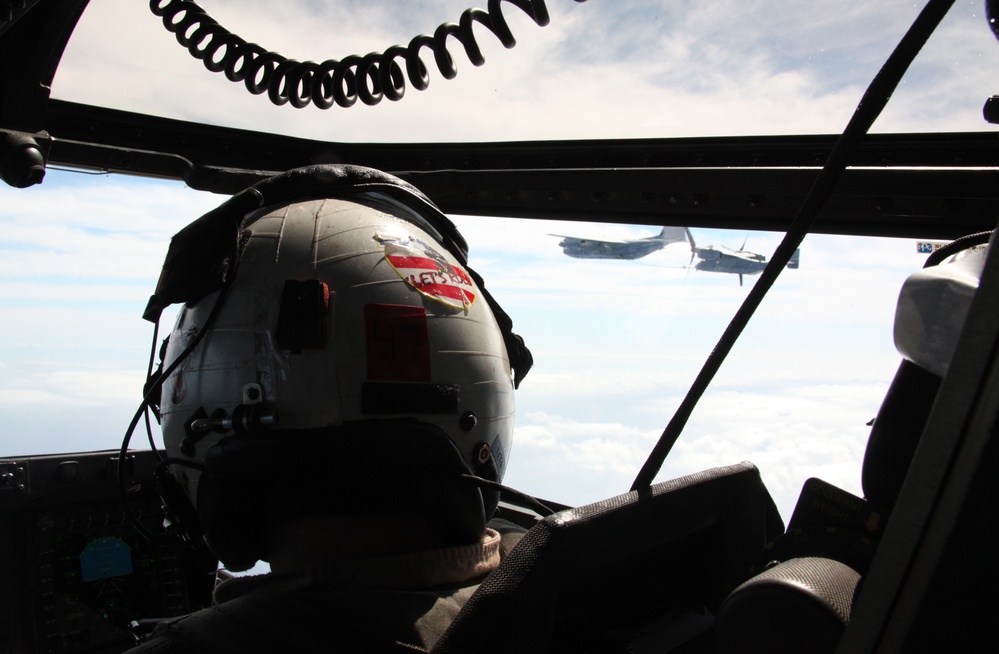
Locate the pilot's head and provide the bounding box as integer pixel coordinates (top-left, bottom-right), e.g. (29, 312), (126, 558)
(152, 165), (531, 571)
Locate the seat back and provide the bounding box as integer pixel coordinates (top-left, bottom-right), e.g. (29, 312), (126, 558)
(861, 359), (942, 515)
(431, 461), (783, 654)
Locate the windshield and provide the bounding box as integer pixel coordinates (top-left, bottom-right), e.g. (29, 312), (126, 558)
(2, 0), (995, 523)
(53, 0), (995, 141)
(0, 169), (928, 520)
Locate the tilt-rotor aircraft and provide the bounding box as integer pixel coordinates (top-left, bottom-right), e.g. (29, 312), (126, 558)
(690, 231), (802, 286)
(552, 226), (688, 259)
(2, 1), (999, 652)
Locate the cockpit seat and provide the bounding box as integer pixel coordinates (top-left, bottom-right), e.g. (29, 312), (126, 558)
(713, 234), (990, 653)
(430, 461), (784, 654)
(712, 359), (945, 653)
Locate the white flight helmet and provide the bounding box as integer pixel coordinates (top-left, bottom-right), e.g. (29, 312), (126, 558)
(144, 165), (531, 569)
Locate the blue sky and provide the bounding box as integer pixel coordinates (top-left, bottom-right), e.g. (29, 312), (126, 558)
(1, 0), (996, 521)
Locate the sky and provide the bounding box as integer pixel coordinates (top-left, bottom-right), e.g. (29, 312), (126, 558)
(1, 0), (997, 522)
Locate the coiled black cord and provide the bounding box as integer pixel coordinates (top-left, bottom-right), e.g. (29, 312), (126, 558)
(149, 0), (588, 109)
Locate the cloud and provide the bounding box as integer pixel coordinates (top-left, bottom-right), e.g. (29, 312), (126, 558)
(665, 384), (881, 519)
(504, 410), (659, 505)
(52, 1), (996, 142)
(0, 369), (146, 406)
(508, 373), (886, 520)
(0, 388), (99, 406)
(0, 173), (222, 285)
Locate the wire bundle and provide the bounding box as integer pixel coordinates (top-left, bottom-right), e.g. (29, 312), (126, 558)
(149, 0), (586, 109)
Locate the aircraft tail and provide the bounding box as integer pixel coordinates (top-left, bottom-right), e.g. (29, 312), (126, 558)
(658, 226), (690, 245)
(787, 248), (801, 269)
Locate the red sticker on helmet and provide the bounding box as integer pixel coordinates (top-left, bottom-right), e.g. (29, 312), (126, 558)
(364, 303), (432, 382)
(376, 234), (476, 310)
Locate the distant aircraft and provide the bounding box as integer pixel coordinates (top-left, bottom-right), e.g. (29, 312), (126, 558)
(552, 226), (689, 260)
(917, 240), (987, 254)
(688, 229), (800, 286)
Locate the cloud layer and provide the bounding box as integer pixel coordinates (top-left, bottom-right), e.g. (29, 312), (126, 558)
(55, 0), (997, 140)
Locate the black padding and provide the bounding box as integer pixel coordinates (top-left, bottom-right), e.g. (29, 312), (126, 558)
(862, 359), (942, 514)
(197, 419), (487, 570)
(430, 462), (784, 654)
(361, 382), (459, 415)
(714, 557), (860, 654)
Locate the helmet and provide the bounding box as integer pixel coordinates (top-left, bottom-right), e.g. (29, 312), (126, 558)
(146, 165), (531, 570)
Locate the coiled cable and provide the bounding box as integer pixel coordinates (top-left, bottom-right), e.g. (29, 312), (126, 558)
(149, 0), (587, 109)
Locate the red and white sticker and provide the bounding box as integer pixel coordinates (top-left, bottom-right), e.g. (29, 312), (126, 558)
(376, 233), (477, 310)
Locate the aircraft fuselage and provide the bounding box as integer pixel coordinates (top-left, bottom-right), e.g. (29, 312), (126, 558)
(558, 237), (668, 260)
(693, 248), (766, 275)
